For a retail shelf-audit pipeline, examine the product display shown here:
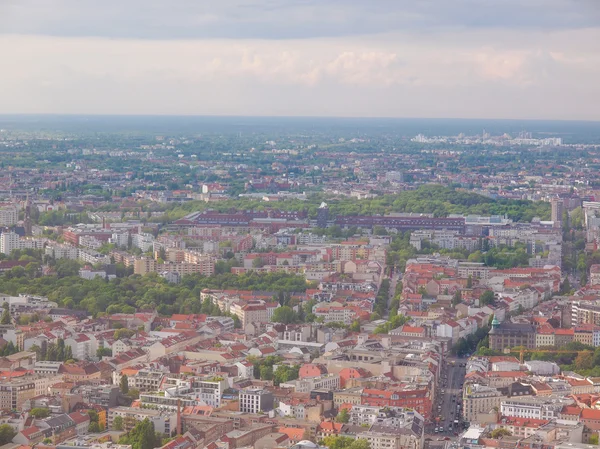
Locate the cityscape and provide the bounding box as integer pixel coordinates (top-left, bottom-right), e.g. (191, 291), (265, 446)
(1, 2), (600, 449)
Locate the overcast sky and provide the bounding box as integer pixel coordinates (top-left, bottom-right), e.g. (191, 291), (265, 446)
(1, 0), (599, 120)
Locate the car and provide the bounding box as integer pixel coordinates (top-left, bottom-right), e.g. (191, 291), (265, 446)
(444, 437), (451, 441)
(434, 428), (439, 433)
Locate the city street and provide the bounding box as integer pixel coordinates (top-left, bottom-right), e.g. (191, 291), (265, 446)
(424, 357), (468, 446)
(385, 272), (401, 319)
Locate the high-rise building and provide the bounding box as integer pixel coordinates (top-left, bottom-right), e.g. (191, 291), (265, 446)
(0, 232), (20, 255)
(0, 207), (18, 227)
(317, 202), (329, 228)
(551, 198), (564, 228)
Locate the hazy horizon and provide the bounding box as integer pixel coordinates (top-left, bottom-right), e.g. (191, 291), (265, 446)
(1, 1), (599, 120)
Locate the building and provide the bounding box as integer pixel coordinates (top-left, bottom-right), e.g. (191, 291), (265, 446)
(230, 302), (269, 329)
(551, 198), (564, 228)
(500, 397), (570, 420)
(0, 377), (36, 410)
(334, 214), (465, 233)
(134, 257), (158, 275)
(462, 384), (505, 423)
(488, 319), (536, 351)
(108, 406), (177, 435)
(239, 388), (274, 414)
(590, 265), (600, 286)
(316, 203), (329, 228)
(572, 301), (600, 327)
(84, 385), (120, 408)
(0, 232), (43, 255)
(0, 207), (18, 226)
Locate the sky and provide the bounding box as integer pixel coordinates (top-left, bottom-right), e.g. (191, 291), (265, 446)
(0, 0), (599, 120)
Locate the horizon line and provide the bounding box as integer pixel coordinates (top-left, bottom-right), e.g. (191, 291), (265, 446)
(0, 113), (599, 124)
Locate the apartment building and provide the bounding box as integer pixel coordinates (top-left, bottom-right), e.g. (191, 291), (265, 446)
(500, 397), (569, 420)
(333, 388), (363, 407)
(0, 232), (44, 255)
(239, 388), (274, 414)
(0, 207), (18, 226)
(230, 302), (269, 329)
(108, 407), (177, 435)
(572, 301), (600, 327)
(287, 374), (341, 394)
(0, 378), (37, 410)
(131, 369), (165, 392)
(462, 384), (505, 423)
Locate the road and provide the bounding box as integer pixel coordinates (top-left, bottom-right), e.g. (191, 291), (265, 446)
(424, 357), (467, 446)
(385, 272), (401, 319)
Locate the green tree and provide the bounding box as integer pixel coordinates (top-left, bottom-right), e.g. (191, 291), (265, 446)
(88, 409), (99, 423)
(113, 416), (124, 431)
(480, 290), (495, 306)
(321, 436), (371, 449)
(119, 418), (160, 449)
(55, 259), (81, 278)
(30, 407), (50, 418)
(336, 408), (350, 423)
(490, 428), (512, 438)
(348, 440), (371, 449)
(127, 388), (140, 400)
(452, 290), (462, 307)
(97, 347), (113, 358)
(0, 424), (16, 445)
(0, 307), (10, 325)
(89, 422), (101, 433)
(589, 434), (599, 445)
(260, 365), (274, 380)
(575, 350), (594, 370)
(121, 374), (129, 394)
(321, 436), (355, 449)
(560, 277), (572, 295)
(349, 320), (361, 332)
(271, 306), (297, 324)
(273, 365), (300, 386)
(114, 328), (136, 340)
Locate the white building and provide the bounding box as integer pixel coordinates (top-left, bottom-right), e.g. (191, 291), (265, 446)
(524, 361), (560, 376)
(110, 233), (130, 248)
(239, 388), (274, 413)
(78, 248), (111, 265)
(34, 361), (63, 375)
(79, 269), (111, 280)
(500, 397), (571, 420)
(1, 232), (23, 255)
(65, 333), (97, 360)
(0, 207), (18, 227)
(132, 233), (155, 252)
(46, 244), (79, 260)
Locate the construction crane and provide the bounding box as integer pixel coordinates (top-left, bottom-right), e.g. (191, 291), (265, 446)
(504, 347), (592, 364)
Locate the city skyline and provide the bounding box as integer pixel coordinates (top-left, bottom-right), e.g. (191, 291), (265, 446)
(1, 0), (599, 120)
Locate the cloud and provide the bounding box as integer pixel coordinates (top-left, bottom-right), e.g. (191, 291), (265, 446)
(0, 4), (599, 120)
(0, 0), (599, 40)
